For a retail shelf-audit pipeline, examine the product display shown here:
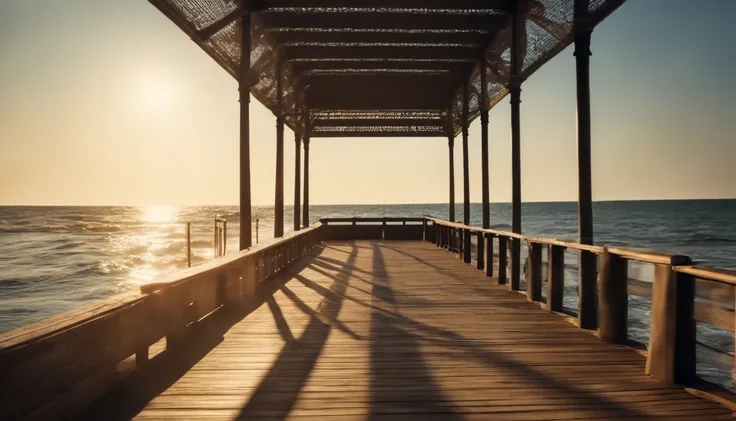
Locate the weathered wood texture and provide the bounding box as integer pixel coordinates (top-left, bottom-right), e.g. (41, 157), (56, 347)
(79, 241), (730, 420)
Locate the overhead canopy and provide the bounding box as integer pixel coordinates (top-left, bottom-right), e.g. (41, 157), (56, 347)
(149, 0), (625, 137)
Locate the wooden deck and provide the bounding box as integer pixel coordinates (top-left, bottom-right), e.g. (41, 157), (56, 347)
(81, 240), (733, 420)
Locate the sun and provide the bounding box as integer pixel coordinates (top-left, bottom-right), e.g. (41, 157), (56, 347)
(137, 76), (174, 112)
(141, 205), (178, 223)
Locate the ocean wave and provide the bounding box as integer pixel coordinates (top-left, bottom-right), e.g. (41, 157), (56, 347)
(683, 233), (736, 244)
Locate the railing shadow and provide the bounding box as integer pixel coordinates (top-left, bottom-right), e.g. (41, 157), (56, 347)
(236, 245), (358, 419)
(77, 246), (324, 420)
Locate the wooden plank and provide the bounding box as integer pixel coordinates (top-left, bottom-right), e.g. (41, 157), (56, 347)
(77, 241), (731, 420)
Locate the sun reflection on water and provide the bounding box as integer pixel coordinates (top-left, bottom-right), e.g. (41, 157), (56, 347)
(141, 205), (178, 223)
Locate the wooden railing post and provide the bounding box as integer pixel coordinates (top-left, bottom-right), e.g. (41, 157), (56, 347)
(477, 231), (484, 270)
(458, 228), (464, 258)
(579, 250), (598, 329)
(598, 250), (628, 344)
(498, 237), (508, 285)
(485, 234), (494, 277)
(547, 245), (565, 312)
(646, 262), (696, 384)
(527, 242), (542, 302)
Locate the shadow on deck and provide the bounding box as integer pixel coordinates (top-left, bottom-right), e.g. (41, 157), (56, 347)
(80, 241), (732, 420)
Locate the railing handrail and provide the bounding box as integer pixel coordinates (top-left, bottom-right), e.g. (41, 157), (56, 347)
(321, 217), (425, 224)
(675, 265), (736, 286)
(426, 216), (690, 266)
(142, 222), (322, 294)
(0, 222), (323, 350)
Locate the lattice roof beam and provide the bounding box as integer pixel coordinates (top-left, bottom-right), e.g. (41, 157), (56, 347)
(282, 45), (484, 62)
(259, 11), (505, 31)
(291, 58), (477, 73)
(259, 0), (514, 11)
(314, 118), (444, 127)
(267, 28), (492, 45)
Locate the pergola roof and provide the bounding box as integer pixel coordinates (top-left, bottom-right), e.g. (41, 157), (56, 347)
(149, 0), (625, 137)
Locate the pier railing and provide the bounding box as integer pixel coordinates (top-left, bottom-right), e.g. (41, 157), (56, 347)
(2, 216), (734, 419)
(427, 217), (736, 385)
(0, 223), (324, 420)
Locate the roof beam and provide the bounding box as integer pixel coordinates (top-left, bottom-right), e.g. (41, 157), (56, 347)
(259, 11), (505, 31)
(291, 58), (476, 73)
(267, 28), (492, 46)
(260, 0), (513, 11)
(315, 118), (444, 127)
(283, 45), (483, 61)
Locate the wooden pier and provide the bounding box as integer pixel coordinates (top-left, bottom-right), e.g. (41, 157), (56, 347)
(2, 218), (736, 420)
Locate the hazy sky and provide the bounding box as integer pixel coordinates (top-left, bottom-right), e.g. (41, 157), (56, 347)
(0, 0), (734, 206)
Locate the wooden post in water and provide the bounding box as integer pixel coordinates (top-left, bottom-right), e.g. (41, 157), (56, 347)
(213, 218), (218, 258)
(462, 80), (471, 264)
(185, 222), (191, 268)
(547, 245), (565, 312)
(223, 220), (227, 254)
(646, 260), (696, 383)
(294, 133), (301, 231)
(273, 57), (284, 238)
(303, 133), (310, 228)
(448, 134), (455, 222)
(574, 0), (597, 330)
(598, 249), (628, 343)
(238, 10), (252, 250)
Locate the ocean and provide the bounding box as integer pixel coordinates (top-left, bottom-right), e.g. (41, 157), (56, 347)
(1, 200), (734, 387)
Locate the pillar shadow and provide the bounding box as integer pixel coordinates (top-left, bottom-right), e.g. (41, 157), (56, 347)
(77, 246), (325, 420)
(368, 242), (464, 420)
(236, 245), (358, 419)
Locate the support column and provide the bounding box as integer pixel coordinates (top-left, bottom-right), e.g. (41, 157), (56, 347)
(509, 7), (523, 290)
(462, 80), (471, 264)
(238, 11), (252, 250)
(302, 135), (310, 228)
(480, 65), (490, 230)
(575, 0), (597, 329)
(293, 133), (301, 232)
(448, 135), (455, 222)
(273, 60), (284, 238)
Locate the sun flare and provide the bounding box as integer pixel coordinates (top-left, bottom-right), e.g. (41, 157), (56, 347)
(141, 205), (178, 223)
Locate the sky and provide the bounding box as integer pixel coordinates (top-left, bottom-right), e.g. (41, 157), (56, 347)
(0, 0), (734, 206)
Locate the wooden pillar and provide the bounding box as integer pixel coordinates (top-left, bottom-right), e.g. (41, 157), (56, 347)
(598, 249), (628, 344)
(527, 242), (543, 302)
(293, 132), (301, 232)
(462, 80), (471, 264)
(575, 0), (597, 330)
(238, 11), (252, 250)
(646, 262), (696, 383)
(302, 134), (310, 228)
(498, 237), (508, 285)
(274, 59), (284, 238)
(448, 135), (455, 222)
(547, 245), (565, 312)
(510, 85), (522, 290)
(480, 64), (490, 230)
(485, 234), (494, 277)
(509, 6), (523, 290)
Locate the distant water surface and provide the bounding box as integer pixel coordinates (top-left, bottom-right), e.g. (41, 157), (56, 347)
(0, 200), (734, 387)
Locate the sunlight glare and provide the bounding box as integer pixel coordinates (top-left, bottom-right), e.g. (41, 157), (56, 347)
(141, 205), (178, 223)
